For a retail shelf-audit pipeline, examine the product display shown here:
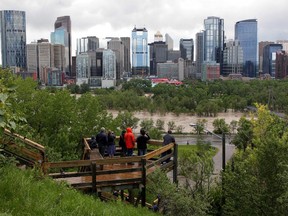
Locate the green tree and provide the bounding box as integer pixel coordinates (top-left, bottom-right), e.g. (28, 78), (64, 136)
(0, 69), (26, 134)
(176, 125), (184, 134)
(140, 119), (154, 131)
(80, 83), (90, 94)
(229, 120), (238, 134)
(155, 119), (165, 131)
(114, 111), (139, 130)
(223, 105), (288, 215)
(167, 121), (176, 131)
(212, 118), (229, 134)
(179, 140), (214, 194)
(193, 119), (208, 135)
(231, 117), (253, 151)
(147, 169), (211, 216)
(122, 79), (152, 95)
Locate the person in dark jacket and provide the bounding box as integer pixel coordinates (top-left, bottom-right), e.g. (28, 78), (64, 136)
(136, 128), (150, 156)
(96, 127), (108, 157)
(118, 130), (126, 156)
(162, 129), (175, 163)
(89, 135), (97, 149)
(107, 130), (116, 158)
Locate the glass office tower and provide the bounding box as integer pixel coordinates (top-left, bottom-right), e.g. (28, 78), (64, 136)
(235, 19), (257, 77)
(180, 38), (194, 61)
(0, 10), (26, 69)
(131, 26), (149, 76)
(51, 16), (72, 76)
(203, 16), (224, 64)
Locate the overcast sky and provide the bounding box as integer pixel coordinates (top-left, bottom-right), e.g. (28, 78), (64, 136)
(1, 0), (288, 56)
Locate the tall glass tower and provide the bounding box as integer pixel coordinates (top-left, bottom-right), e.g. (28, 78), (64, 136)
(203, 16), (224, 64)
(51, 16), (72, 76)
(235, 19), (257, 77)
(0, 10), (26, 69)
(131, 26), (149, 76)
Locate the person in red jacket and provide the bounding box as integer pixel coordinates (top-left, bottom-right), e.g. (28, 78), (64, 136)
(124, 127), (135, 156)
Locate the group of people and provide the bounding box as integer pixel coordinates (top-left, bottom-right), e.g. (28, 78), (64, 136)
(90, 127), (175, 160)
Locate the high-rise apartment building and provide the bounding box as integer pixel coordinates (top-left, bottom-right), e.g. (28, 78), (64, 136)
(0, 10), (26, 69)
(53, 44), (65, 72)
(222, 40), (243, 76)
(263, 44), (283, 77)
(235, 19), (257, 77)
(107, 38), (124, 79)
(103, 49), (116, 79)
(149, 41), (168, 76)
(131, 26), (149, 76)
(195, 32), (204, 79)
(203, 16), (224, 66)
(275, 51), (288, 79)
(51, 16), (72, 76)
(26, 43), (38, 74)
(180, 38), (194, 61)
(27, 39), (65, 83)
(259, 41), (274, 74)
(165, 34), (174, 51)
(277, 40), (288, 52)
(76, 36), (99, 55)
(120, 37), (131, 73)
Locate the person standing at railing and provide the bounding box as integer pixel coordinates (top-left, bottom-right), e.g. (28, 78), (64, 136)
(96, 127), (108, 157)
(118, 130), (126, 157)
(107, 130), (116, 158)
(124, 127), (136, 157)
(136, 128), (150, 156)
(162, 129), (175, 163)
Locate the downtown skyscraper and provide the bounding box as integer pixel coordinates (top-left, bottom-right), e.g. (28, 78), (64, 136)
(0, 10), (26, 69)
(203, 16), (224, 64)
(235, 19), (257, 77)
(51, 16), (72, 76)
(131, 26), (149, 76)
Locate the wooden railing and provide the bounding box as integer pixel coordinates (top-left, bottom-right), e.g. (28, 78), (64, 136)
(1, 129), (46, 167)
(43, 139), (178, 206)
(0, 130), (177, 206)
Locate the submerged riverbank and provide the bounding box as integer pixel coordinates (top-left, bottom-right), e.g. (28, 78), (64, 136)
(109, 110), (249, 133)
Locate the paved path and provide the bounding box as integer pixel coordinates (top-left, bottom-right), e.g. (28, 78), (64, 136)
(173, 134), (236, 176)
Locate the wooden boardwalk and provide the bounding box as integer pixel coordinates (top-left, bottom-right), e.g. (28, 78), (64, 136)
(1, 130), (178, 206)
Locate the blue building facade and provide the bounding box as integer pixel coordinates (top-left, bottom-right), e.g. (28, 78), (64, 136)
(203, 17), (224, 64)
(235, 19), (258, 77)
(131, 27), (149, 76)
(51, 16), (72, 76)
(0, 10), (26, 69)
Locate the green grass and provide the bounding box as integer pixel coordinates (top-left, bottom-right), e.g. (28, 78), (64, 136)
(0, 165), (156, 216)
(178, 144), (218, 158)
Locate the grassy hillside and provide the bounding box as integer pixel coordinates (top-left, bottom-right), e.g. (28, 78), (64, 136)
(0, 165), (156, 216)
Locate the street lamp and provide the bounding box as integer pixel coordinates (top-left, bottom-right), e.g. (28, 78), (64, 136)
(189, 123), (226, 171)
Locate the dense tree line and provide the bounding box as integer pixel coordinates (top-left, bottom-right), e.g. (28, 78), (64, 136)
(67, 78), (288, 116)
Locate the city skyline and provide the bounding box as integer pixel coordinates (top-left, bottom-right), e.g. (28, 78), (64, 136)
(1, 0), (287, 61)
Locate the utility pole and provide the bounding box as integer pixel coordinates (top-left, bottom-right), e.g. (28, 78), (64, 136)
(222, 133), (226, 171)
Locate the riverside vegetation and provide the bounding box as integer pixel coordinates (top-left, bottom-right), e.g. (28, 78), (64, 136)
(1, 69), (288, 215)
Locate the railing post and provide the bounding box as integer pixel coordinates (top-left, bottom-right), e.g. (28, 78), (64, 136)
(222, 133), (226, 172)
(141, 158), (146, 207)
(91, 162), (97, 193)
(173, 143), (178, 185)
